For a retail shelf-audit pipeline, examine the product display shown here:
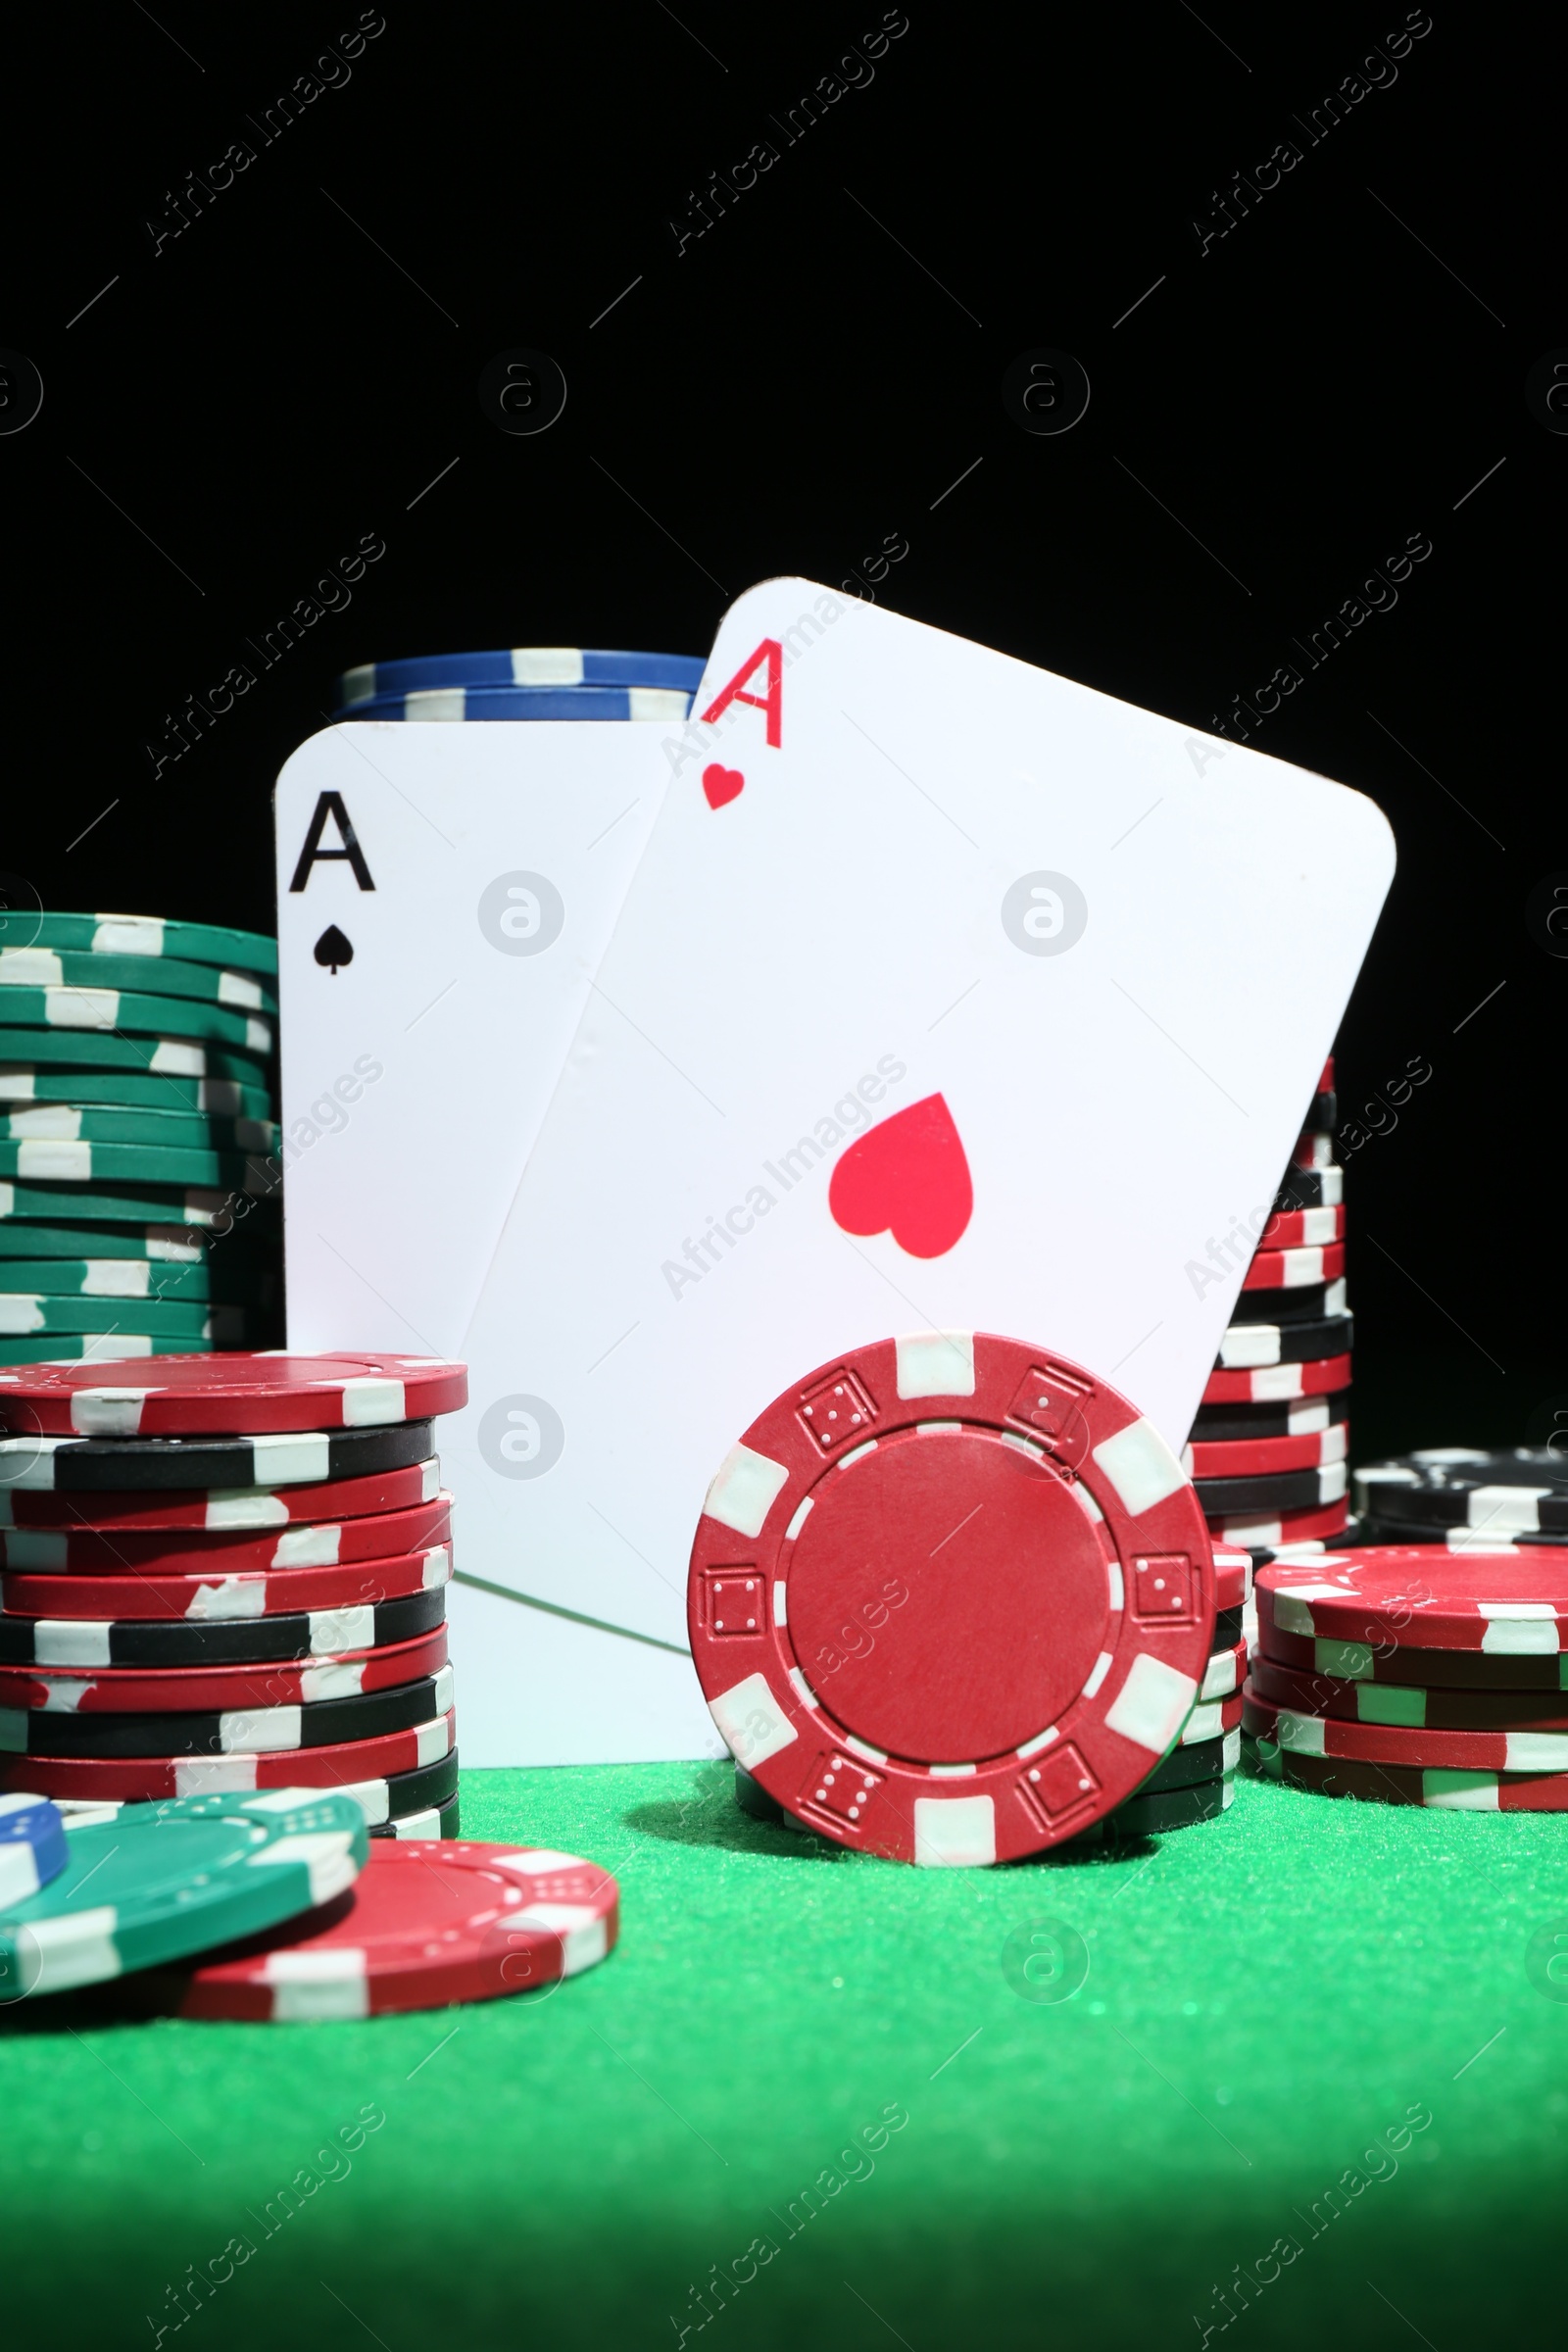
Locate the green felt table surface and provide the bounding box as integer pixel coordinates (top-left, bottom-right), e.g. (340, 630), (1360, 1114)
(3, 1758), (1566, 2349)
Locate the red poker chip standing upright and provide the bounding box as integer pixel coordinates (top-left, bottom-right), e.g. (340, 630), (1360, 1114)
(687, 1332), (1216, 1867)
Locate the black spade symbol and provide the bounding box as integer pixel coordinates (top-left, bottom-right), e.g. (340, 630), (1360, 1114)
(314, 924), (354, 974)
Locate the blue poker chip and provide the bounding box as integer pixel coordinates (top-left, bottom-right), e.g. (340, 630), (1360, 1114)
(337, 682), (695, 723)
(335, 647), (706, 711)
(0, 1790), (69, 1905)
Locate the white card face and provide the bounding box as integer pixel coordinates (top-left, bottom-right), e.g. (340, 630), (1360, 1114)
(447, 579), (1395, 1655)
(273, 720), (669, 1359)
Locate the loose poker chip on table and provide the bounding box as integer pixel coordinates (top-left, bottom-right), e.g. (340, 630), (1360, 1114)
(135, 1838), (619, 2020)
(1352, 1449), (1568, 1536)
(0, 1257), (274, 1308)
(343, 683), (692, 723)
(688, 1332), (1217, 1867)
(0, 1659), (454, 1753)
(1244, 1686), (1568, 1776)
(0, 1624), (447, 1716)
(0, 1415), (435, 1490)
(0, 949), (275, 1015)
(1250, 1741), (1568, 1812)
(0, 914), (276, 977)
(0, 1580), (447, 1666)
(1249, 1651), (1568, 1733)
(0, 1449), (441, 1529)
(336, 646), (706, 708)
(0, 1351), (466, 1437)
(0, 1294), (244, 1342)
(0, 1786), (366, 1998)
(1227, 1278), (1348, 1327)
(0, 1067), (273, 1119)
(1254, 1203), (1345, 1250)
(1256, 1547), (1568, 1654)
(1, 1704), (455, 1800)
(1255, 1612), (1568, 1692)
(0, 1138), (276, 1191)
(1270, 1165), (1343, 1211)
(1189, 1391), (1349, 1446)
(0, 987), (272, 1055)
(374, 1796), (459, 1839)
(1241, 1242), (1347, 1293)
(0, 1027), (272, 1086)
(1201, 1350), (1352, 1407)
(0, 1489), (451, 1571)
(1193, 1461), (1348, 1518)
(1, 1180), (277, 1230)
(1208, 1496), (1350, 1549)
(4, 1103), (277, 1153)
(1215, 1311), (1352, 1369)
(0, 1790), (68, 1903)
(1184, 1421), (1348, 1480)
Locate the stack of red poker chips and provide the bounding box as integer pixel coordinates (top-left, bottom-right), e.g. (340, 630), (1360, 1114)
(0, 1352), (466, 1837)
(1246, 1545), (1568, 1808)
(1185, 1055), (1353, 1553)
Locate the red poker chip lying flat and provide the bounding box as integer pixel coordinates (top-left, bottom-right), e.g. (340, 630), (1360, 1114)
(1252, 1742), (1568, 1811)
(0, 1351), (467, 1438)
(1249, 1651), (1568, 1733)
(0, 1456), (443, 1532)
(1256, 1616), (1568, 1692)
(1243, 1683), (1568, 1773)
(1256, 1546), (1568, 1653)
(1201, 1352), (1351, 1407)
(1206, 1496), (1350, 1547)
(1180, 1690), (1243, 1743)
(142, 1840), (619, 2019)
(1185, 1423), (1348, 1480)
(687, 1332), (1216, 1867)
(0, 1541), (452, 1623)
(0, 1624), (446, 1713)
(1200, 1636), (1249, 1701)
(1211, 1547), (1251, 1614)
(0, 1494), (452, 1575)
(1254, 1204), (1346, 1251)
(1241, 1241), (1347, 1293)
(0, 1705), (455, 1800)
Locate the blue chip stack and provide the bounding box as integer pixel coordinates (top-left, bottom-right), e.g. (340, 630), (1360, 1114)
(332, 645), (705, 725)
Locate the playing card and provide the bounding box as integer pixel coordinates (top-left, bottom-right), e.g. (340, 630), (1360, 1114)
(446, 579), (1395, 1665)
(273, 718), (670, 1359)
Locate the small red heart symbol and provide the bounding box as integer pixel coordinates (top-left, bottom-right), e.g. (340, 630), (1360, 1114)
(703, 762), (745, 809)
(828, 1094), (973, 1260)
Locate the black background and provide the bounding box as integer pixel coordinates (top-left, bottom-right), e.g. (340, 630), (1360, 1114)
(1, 3), (1551, 1459)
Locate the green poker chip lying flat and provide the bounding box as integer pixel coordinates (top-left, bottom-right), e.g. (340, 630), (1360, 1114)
(2, 1104), (278, 1153)
(0, 1257), (274, 1306)
(0, 913), (275, 978)
(0, 1029), (272, 1085)
(0, 991), (271, 1055)
(0, 1292), (245, 1340)
(0, 948), (275, 1014)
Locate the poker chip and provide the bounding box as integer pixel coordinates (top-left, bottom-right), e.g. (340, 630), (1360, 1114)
(0, 1490), (451, 1572)
(4, 1103), (277, 1154)
(0, 1294), (245, 1342)
(0, 1786), (366, 1997)
(0, 1068), (273, 1119)
(0, 1258), (274, 1312)
(334, 646), (706, 709)
(1250, 1743), (1568, 1811)
(0, 1221), (230, 1264)
(0, 1580), (448, 1664)
(1256, 1546), (1568, 1653)
(1201, 1351), (1352, 1406)
(1213, 1603), (1245, 1646)
(1200, 1638), (1249, 1700)
(688, 1332), (1216, 1867)
(0, 1027), (272, 1085)
(1355, 1519), (1568, 1551)
(1184, 1422), (1348, 1480)
(1305, 1087), (1337, 1130)
(0, 1660), (453, 1754)
(1189, 1392), (1349, 1446)
(1249, 1651), (1568, 1732)
(1208, 1496), (1350, 1548)
(1179, 1693), (1243, 1745)
(0, 949), (275, 1015)
(0, 1416), (434, 1491)
(0, 988), (272, 1055)
(51, 1747), (460, 1835)
(1270, 1166), (1342, 1210)
(1102, 1772), (1234, 1838)
(1352, 1449), (1568, 1535)
(0, 1790), (68, 1904)
(342, 683), (692, 723)
(0, 1181), (280, 1231)
(1227, 1278), (1348, 1328)
(1142, 1726), (1241, 1793)
(0, 1334), (223, 1365)
(1211, 1548), (1252, 1613)
(373, 1796), (459, 1839)
(1254, 1204), (1346, 1250)
(0, 1543), (451, 1618)
(0, 1624), (447, 1714)
(1291, 1131), (1336, 1171)
(0, 914), (276, 977)
(0, 1352), (466, 1438)
(1243, 1684), (1568, 1774)
(0, 1138), (275, 1192)
(1240, 1242), (1347, 1293)
(1, 1706), (455, 1800)
(1215, 1311), (1353, 1369)
(142, 1838), (619, 2019)
(1255, 1615), (1568, 1690)
(1193, 1461), (1348, 1517)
